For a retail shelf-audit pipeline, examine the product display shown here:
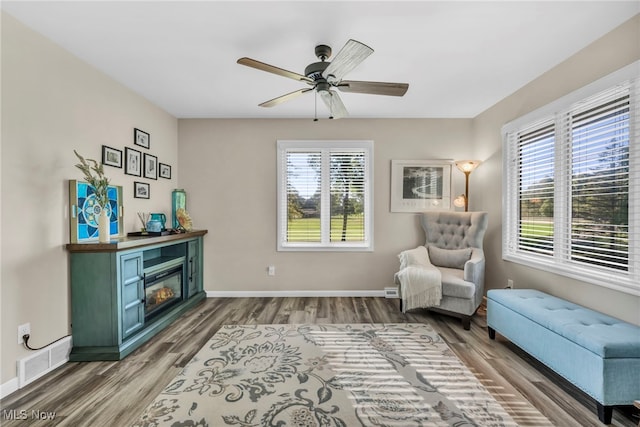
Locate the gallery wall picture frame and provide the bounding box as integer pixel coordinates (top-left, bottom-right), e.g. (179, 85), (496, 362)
(390, 159), (453, 212)
(144, 153), (158, 180)
(134, 181), (150, 199)
(159, 163), (171, 179)
(102, 145), (122, 168)
(125, 147), (142, 177)
(134, 128), (150, 149)
(159, 162), (172, 179)
(69, 179), (123, 242)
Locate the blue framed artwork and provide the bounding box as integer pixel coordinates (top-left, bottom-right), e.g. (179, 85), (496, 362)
(69, 180), (123, 242)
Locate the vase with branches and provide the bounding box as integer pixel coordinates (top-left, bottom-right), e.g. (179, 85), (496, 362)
(74, 150), (111, 242)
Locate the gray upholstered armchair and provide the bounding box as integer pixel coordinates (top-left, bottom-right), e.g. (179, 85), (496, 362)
(395, 211), (488, 329)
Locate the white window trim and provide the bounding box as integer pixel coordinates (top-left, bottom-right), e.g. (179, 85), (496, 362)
(277, 140), (374, 252)
(502, 61), (639, 296)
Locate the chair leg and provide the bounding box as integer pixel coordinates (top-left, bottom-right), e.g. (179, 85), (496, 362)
(461, 316), (471, 330)
(399, 298), (403, 312)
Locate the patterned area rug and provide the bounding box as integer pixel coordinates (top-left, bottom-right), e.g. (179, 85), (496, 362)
(132, 323), (546, 426)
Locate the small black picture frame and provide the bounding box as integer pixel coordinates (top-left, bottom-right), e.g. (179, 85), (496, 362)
(159, 163), (171, 179)
(144, 153), (158, 180)
(102, 145), (122, 168)
(134, 181), (150, 199)
(125, 147), (142, 177)
(134, 128), (150, 149)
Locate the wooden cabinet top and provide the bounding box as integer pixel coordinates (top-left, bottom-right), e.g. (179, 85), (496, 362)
(66, 229), (208, 253)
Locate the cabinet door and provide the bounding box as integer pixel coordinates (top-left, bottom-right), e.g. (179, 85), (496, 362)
(120, 252), (145, 339)
(187, 239), (201, 297)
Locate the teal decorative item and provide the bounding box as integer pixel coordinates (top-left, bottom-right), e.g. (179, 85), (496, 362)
(69, 180), (123, 243)
(150, 213), (166, 230)
(171, 189), (186, 229)
(146, 219), (163, 232)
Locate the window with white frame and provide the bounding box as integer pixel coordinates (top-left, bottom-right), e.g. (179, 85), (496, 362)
(277, 140), (373, 251)
(503, 62), (639, 295)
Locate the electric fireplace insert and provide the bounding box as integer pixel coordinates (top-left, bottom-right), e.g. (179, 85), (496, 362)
(144, 256), (185, 320)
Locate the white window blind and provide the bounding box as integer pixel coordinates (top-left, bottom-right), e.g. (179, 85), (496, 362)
(277, 140), (373, 251)
(503, 62), (639, 295)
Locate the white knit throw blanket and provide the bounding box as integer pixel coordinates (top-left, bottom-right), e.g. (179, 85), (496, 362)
(396, 246), (442, 312)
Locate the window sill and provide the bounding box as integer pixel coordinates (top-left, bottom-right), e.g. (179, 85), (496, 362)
(503, 252), (640, 296)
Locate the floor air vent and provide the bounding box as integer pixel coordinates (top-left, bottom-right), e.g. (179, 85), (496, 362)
(384, 287), (399, 298)
(17, 336), (71, 388)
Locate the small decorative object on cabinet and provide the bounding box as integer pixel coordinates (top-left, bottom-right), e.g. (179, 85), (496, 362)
(66, 230), (207, 361)
(172, 189), (186, 229)
(69, 180), (123, 243)
(74, 150), (112, 243)
(176, 208), (193, 231)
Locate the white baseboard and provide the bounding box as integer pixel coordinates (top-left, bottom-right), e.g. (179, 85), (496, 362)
(0, 377), (19, 400)
(206, 290), (386, 298)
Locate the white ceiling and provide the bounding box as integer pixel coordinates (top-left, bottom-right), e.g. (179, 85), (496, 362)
(2, 1), (638, 119)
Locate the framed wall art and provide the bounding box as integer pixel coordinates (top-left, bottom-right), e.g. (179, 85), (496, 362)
(125, 147), (142, 176)
(134, 128), (150, 149)
(159, 163), (171, 179)
(101, 145), (122, 168)
(134, 181), (150, 199)
(144, 153), (158, 180)
(390, 160), (452, 212)
(69, 180), (123, 242)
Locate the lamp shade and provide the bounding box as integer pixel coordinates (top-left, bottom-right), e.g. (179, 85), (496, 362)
(455, 160), (481, 173)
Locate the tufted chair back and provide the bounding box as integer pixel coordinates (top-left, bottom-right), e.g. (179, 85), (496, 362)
(420, 211), (488, 250)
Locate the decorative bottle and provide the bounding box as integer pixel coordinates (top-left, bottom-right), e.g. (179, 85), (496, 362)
(98, 208), (110, 243)
(171, 189), (187, 229)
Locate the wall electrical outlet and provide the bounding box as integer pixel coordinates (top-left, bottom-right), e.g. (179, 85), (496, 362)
(267, 266), (276, 276)
(18, 323), (30, 344)
(507, 279), (514, 289)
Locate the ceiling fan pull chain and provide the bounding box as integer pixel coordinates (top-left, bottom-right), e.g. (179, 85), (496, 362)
(314, 91), (318, 122)
(329, 92), (334, 120)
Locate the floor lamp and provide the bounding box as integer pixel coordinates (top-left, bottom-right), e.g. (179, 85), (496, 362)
(454, 160), (481, 212)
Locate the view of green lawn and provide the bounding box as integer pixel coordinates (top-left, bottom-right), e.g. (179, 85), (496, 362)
(520, 220), (554, 237)
(287, 216), (365, 242)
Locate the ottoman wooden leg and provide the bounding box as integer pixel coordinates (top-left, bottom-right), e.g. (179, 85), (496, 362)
(596, 403), (612, 424)
(488, 326), (496, 340)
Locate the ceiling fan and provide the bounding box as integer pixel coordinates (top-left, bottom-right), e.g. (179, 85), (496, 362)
(237, 39), (409, 119)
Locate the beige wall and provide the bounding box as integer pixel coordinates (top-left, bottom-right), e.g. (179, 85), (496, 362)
(178, 119), (474, 294)
(473, 15), (640, 325)
(1, 13), (178, 386)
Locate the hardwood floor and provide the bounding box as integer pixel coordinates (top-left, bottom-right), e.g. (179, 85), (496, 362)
(1, 297), (638, 426)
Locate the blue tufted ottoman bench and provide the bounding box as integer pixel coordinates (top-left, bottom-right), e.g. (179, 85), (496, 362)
(487, 289), (640, 424)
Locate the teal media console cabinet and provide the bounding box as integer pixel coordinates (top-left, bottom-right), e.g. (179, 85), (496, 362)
(66, 230), (207, 361)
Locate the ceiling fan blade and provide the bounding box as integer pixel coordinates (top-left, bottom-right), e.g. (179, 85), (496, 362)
(338, 80), (409, 97)
(238, 57), (313, 84)
(319, 90), (349, 119)
(259, 88), (313, 108)
(322, 39), (373, 84)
